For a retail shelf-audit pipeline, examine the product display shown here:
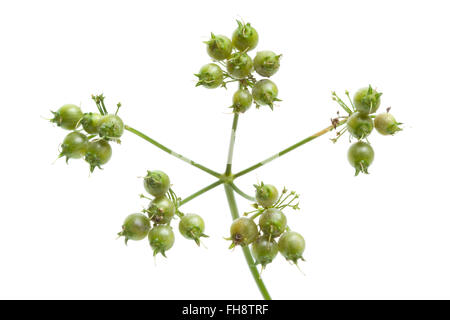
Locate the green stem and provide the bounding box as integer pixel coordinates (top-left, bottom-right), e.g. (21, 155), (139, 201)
(250, 210), (264, 220)
(224, 184), (272, 300)
(179, 180), (224, 206)
(100, 99), (108, 115)
(225, 113), (239, 176)
(223, 112), (271, 300)
(234, 120), (347, 179)
(230, 182), (256, 202)
(125, 125), (221, 179)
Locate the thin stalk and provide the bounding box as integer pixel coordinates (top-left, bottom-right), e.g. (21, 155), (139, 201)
(225, 113), (239, 176)
(223, 112), (271, 300)
(179, 180), (224, 206)
(234, 120), (347, 179)
(250, 210), (264, 220)
(100, 99), (108, 115)
(125, 125), (221, 179)
(230, 182), (256, 202)
(224, 184), (271, 300)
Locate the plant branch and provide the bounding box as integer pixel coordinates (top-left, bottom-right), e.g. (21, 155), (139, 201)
(230, 182), (256, 202)
(225, 113), (239, 176)
(125, 125), (222, 179)
(178, 180), (224, 206)
(222, 112), (271, 300)
(234, 120), (347, 179)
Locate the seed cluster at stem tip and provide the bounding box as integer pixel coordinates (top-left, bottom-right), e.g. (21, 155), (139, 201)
(50, 94), (125, 172)
(196, 20), (282, 112)
(331, 85), (402, 175)
(120, 170), (209, 256)
(226, 184), (303, 271)
(48, 19), (403, 300)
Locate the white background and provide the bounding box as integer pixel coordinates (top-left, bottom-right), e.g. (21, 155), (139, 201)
(1, 0), (449, 300)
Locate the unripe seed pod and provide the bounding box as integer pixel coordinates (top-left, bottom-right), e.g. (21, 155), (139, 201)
(346, 112), (374, 140)
(232, 21), (259, 52)
(226, 52), (253, 79)
(259, 208), (287, 238)
(50, 104), (83, 130)
(195, 63), (224, 89)
(118, 213), (150, 245)
(252, 79), (279, 109)
(179, 214), (207, 246)
(98, 114), (124, 139)
(143, 170), (170, 197)
(255, 183), (279, 208)
(232, 88), (253, 113)
(148, 225), (175, 257)
(374, 113), (402, 135)
(84, 139), (112, 173)
(252, 236), (278, 267)
(205, 33), (232, 61)
(253, 51), (281, 77)
(278, 231), (305, 264)
(353, 86), (382, 114)
(347, 141), (375, 176)
(59, 131), (88, 162)
(229, 217), (259, 247)
(81, 112), (103, 134)
(147, 196), (175, 225)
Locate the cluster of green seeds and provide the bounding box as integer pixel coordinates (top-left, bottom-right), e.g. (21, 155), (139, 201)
(50, 94), (124, 172)
(228, 183), (304, 271)
(331, 86), (402, 175)
(118, 170), (208, 257)
(196, 20), (282, 111)
(46, 20), (404, 297)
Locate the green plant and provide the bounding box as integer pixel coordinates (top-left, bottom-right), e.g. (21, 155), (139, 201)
(48, 20), (402, 300)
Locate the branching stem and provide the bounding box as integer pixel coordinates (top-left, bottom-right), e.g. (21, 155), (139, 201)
(125, 116), (347, 300)
(225, 113), (239, 176)
(233, 120), (347, 179)
(125, 125), (221, 179)
(179, 180), (224, 206)
(230, 182), (256, 202)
